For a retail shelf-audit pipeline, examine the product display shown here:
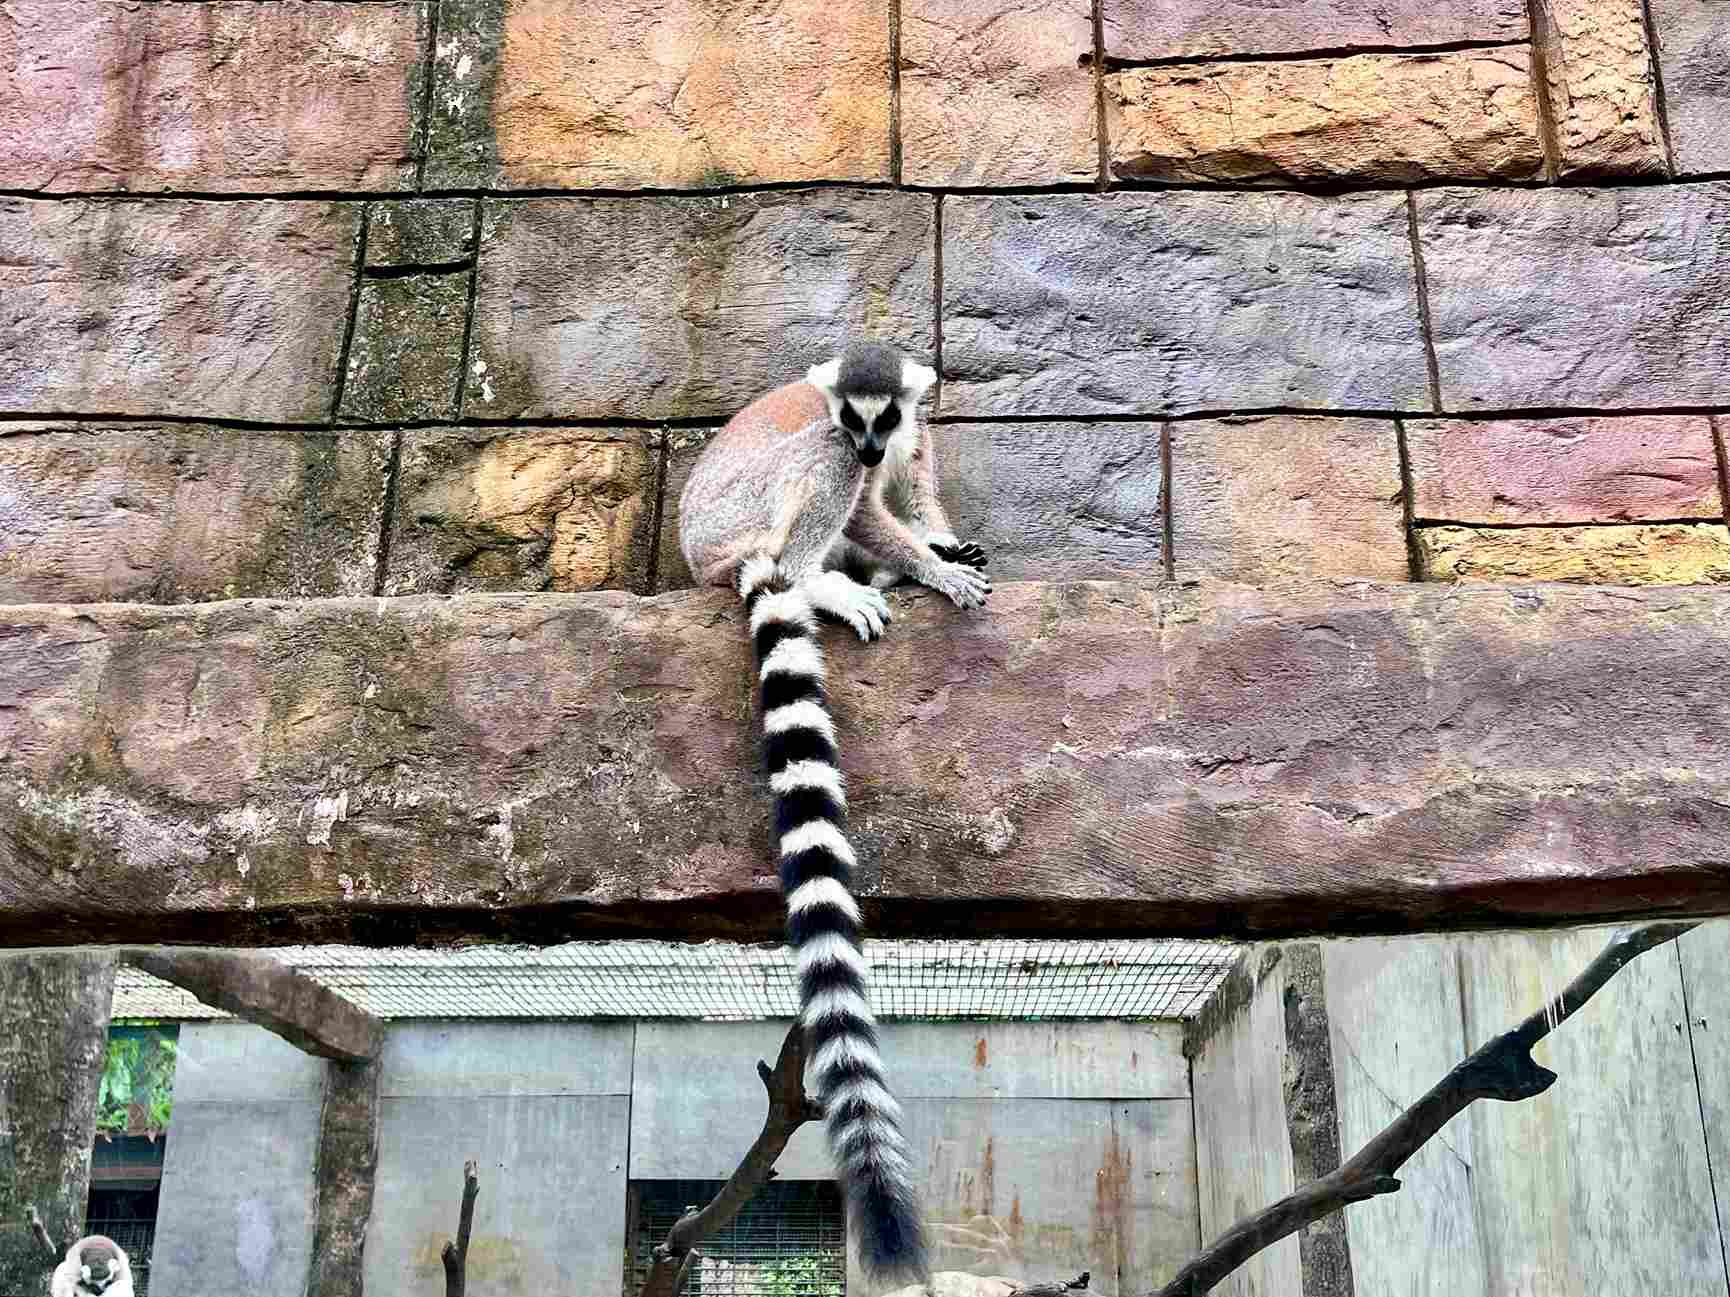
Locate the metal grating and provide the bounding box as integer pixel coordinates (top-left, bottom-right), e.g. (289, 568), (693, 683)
(627, 1180), (845, 1297)
(113, 938), (1237, 1023)
(82, 1219), (155, 1297)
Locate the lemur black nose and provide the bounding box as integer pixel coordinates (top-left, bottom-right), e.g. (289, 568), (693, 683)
(857, 445), (885, 467)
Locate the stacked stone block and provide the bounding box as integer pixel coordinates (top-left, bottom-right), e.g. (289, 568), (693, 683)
(2, 0), (1728, 601)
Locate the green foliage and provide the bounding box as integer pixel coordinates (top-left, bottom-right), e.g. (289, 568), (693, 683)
(96, 1028), (178, 1135)
(755, 1254), (843, 1297)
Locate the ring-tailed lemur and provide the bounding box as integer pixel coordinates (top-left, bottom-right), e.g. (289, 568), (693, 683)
(678, 340), (990, 1281)
(50, 1236), (133, 1297)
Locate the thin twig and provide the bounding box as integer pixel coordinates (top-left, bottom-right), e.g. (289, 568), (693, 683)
(638, 1023), (824, 1297)
(441, 1160), (480, 1297)
(1149, 922), (1699, 1297)
(27, 1205), (57, 1259)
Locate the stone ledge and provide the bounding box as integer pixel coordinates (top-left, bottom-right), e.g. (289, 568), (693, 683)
(3, 581), (1728, 946)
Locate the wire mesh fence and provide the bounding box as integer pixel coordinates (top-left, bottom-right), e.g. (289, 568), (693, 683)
(80, 1220), (154, 1297)
(626, 1180), (846, 1297)
(113, 938), (1238, 1023)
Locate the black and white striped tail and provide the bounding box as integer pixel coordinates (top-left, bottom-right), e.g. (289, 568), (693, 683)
(738, 555), (928, 1283)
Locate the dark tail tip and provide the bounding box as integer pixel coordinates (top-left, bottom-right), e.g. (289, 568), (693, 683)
(851, 1167), (929, 1284)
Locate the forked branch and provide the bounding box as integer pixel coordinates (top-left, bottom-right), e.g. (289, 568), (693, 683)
(1150, 922), (1698, 1297)
(638, 1023), (824, 1297)
(441, 1161), (480, 1297)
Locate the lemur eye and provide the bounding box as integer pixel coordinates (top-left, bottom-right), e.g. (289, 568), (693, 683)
(839, 402), (864, 433)
(875, 405), (901, 435)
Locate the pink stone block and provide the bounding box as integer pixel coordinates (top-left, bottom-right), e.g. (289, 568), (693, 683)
(1406, 416), (1724, 523)
(0, 1), (423, 193)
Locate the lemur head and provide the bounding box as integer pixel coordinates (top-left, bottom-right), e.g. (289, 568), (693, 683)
(806, 341), (937, 468)
(67, 1237), (128, 1293)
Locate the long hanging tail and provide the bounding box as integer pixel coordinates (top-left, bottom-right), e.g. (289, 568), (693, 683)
(738, 556), (928, 1283)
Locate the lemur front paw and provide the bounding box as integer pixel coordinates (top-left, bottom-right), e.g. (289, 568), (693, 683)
(923, 560), (992, 610)
(929, 538), (989, 570)
(805, 571), (894, 642)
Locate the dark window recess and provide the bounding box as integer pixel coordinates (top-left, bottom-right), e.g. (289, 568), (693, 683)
(625, 1179), (847, 1296)
(84, 1181), (160, 1297)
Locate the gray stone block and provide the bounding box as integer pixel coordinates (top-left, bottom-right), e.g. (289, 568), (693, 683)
(1651, 0), (1730, 176)
(931, 422), (1164, 580)
(1417, 184), (1730, 408)
(465, 191), (935, 420)
(0, 198), (358, 421)
(941, 192), (1430, 416)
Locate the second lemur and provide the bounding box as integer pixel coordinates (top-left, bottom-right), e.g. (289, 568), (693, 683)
(678, 340), (990, 1281)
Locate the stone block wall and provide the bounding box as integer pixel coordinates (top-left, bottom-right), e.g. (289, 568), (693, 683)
(3, 0), (1729, 598)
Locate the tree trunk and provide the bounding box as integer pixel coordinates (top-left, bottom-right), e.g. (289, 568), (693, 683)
(0, 950), (118, 1289)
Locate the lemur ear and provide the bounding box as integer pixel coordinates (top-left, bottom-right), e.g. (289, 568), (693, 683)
(901, 361), (937, 400)
(806, 356), (842, 398)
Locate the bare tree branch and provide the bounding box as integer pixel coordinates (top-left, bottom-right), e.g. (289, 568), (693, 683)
(638, 1023), (823, 1297)
(1149, 921), (1698, 1297)
(26, 1205), (56, 1260)
(440, 1161), (480, 1297)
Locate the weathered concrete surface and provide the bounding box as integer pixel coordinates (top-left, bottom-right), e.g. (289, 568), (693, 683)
(1406, 415), (1724, 523)
(896, 1098), (1197, 1295)
(0, 1), (424, 193)
(1458, 928), (1727, 1295)
(1100, 0), (1527, 60)
(429, 0), (889, 189)
(5, 580), (1730, 946)
(370, 1023), (631, 1297)
(928, 422), (1163, 581)
(0, 199), (360, 421)
(1107, 51), (1542, 184)
(150, 1023), (325, 1297)
(366, 200), (477, 268)
(124, 948), (384, 1060)
(900, 0), (1096, 186)
(1677, 924), (1730, 1280)
(630, 1021), (1189, 1184)
(1187, 949), (1304, 1297)
(941, 193), (1428, 416)
(630, 1021), (832, 1179)
(1320, 936), (1483, 1297)
(1416, 523), (1730, 583)
(1652, 0), (1730, 175)
(339, 276), (468, 424)
(1169, 416), (1408, 583)
(1417, 184), (1730, 409)
(466, 192), (934, 420)
(0, 423), (390, 604)
(1534, 0), (1668, 176)
(385, 427), (659, 595)
(380, 1021), (633, 1097)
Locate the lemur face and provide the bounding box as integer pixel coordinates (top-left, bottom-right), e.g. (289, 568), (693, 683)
(807, 341), (936, 470)
(74, 1241), (125, 1293)
(836, 394), (901, 467)
(78, 1260), (120, 1292)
